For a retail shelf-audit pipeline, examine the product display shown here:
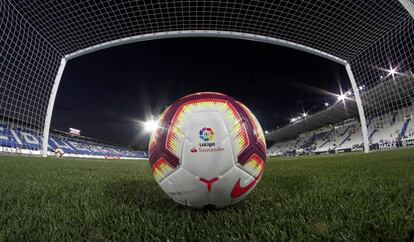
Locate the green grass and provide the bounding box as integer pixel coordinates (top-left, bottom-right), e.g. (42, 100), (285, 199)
(1, 149), (414, 241)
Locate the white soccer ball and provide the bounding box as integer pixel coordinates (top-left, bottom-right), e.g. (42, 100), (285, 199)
(148, 92), (266, 208)
(54, 148), (65, 158)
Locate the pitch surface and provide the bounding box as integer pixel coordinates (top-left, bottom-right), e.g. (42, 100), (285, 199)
(1, 149), (414, 241)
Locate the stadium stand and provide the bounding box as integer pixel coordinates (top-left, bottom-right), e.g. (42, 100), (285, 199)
(0, 121), (146, 159)
(267, 104), (414, 156)
(267, 72), (414, 156)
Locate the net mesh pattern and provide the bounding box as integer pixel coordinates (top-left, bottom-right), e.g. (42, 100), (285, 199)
(351, 17), (414, 143)
(11, 0), (409, 60)
(1, 2), (61, 154)
(1, 0), (413, 153)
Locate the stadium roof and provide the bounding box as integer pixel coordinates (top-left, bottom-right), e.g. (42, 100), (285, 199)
(266, 73), (414, 142)
(362, 72), (414, 116)
(266, 99), (358, 142)
(10, 1), (411, 61)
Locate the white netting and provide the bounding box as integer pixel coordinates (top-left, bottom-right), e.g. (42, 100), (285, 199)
(0, 0), (413, 154)
(10, 0), (409, 59)
(0, 2), (62, 154)
(351, 16), (414, 147)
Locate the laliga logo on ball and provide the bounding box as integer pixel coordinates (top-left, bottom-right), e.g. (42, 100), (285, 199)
(199, 127), (214, 141)
(199, 127), (216, 148)
(148, 92), (266, 208)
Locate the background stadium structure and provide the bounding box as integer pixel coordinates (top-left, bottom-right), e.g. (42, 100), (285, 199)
(267, 73), (414, 156)
(1, 0), (414, 157)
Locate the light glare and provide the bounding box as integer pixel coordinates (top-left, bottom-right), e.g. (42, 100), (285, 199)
(144, 119), (159, 132)
(385, 65), (399, 80)
(337, 94), (346, 102)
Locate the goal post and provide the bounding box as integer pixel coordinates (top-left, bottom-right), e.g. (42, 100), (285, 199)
(41, 58), (67, 157)
(345, 64), (370, 153)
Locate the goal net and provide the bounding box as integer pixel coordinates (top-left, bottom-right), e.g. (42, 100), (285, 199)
(1, 0), (413, 155)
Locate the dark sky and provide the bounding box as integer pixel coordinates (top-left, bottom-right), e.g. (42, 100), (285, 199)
(52, 37), (350, 149)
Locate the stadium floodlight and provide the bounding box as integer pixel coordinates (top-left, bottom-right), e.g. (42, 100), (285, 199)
(144, 119), (159, 132)
(290, 118), (297, 123)
(324, 102), (329, 107)
(302, 112), (308, 117)
(386, 66), (399, 80)
(337, 93), (346, 102)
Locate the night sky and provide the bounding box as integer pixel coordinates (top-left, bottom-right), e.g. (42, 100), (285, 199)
(52, 37), (350, 149)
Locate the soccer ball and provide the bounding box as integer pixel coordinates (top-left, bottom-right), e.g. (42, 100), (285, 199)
(54, 147), (65, 158)
(148, 92), (266, 208)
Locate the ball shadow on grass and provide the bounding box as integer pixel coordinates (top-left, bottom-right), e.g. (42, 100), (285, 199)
(103, 174), (312, 214)
(103, 179), (251, 213)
